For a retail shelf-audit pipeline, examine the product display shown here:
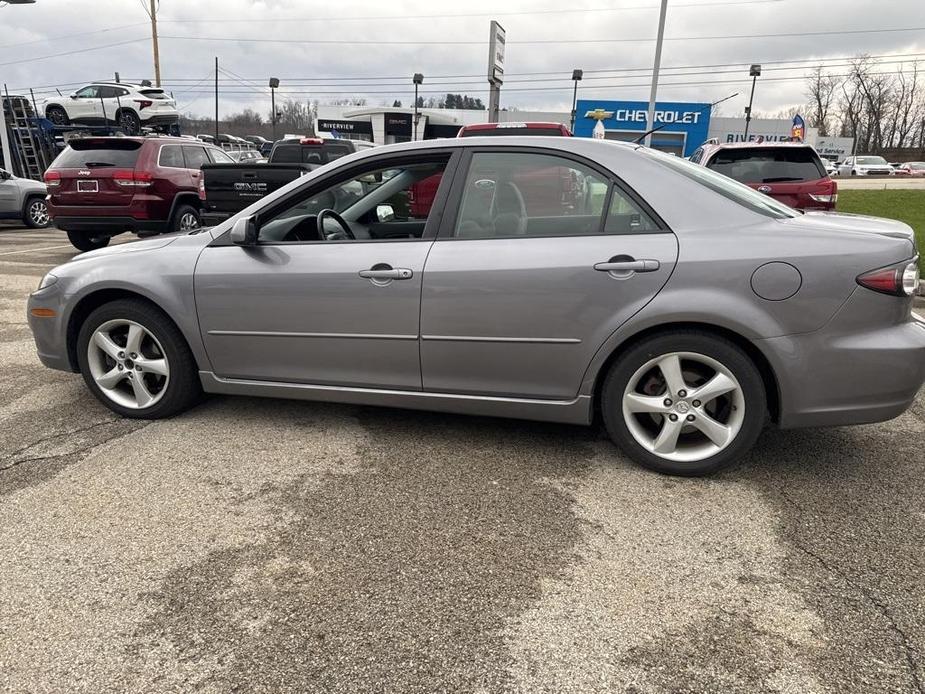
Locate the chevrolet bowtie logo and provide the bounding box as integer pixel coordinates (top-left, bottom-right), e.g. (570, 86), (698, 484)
(585, 109), (614, 120)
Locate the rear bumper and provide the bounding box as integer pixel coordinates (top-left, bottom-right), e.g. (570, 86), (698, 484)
(762, 296), (925, 429)
(140, 113), (180, 126)
(51, 216), (166, 235)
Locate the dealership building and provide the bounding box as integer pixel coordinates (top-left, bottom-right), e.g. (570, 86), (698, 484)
(315, 100), (854, 160)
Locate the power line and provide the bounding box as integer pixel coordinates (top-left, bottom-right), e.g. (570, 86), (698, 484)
(0, 38), (147, 67)
(159, 25), (925, 46)
(0, 23), (149, 50)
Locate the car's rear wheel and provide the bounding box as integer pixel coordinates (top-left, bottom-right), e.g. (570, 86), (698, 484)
(23, 197), (50, 228)
(45, 105), (69, 126)
(171, 203), (201, 233)
(118, 109), (141, 135)
(66, 230), (110, 252)
(77, 299), (202, 419)
(601, 331), (766, 476)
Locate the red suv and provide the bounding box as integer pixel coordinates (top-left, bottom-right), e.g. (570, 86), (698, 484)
(457, 121), (572, 137)
(690, 141), (837, 211)
(44, 136), (234, 251)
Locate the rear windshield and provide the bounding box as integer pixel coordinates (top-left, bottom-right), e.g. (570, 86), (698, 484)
(139, 89), (169, 100)
(271, 143), (353, 165)
(460, 127), (566, 137)
(52, 140), (141, 168)
(706, 147), (825, 183)
(645, 148), (799, 220)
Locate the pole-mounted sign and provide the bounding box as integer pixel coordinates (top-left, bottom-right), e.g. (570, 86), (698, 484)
(487, 20), (505, 123)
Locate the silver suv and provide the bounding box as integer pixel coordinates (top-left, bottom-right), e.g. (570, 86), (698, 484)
(0, 168), (49, 228)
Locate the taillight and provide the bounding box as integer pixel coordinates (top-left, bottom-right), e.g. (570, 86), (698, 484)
(134, 99), (153, 110)
(198, 176), (206, 200)
(857, 258), (920, 297)
(300, 137), (323, 145)
(113, 170), (153, 188)
(43, 170), (61, 188)
(809, 178), (837, 204)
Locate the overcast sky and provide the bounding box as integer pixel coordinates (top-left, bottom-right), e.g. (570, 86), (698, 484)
(1, 0), (923, 119)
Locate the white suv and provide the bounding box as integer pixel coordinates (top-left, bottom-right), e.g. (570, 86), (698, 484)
(41, 83), (178, 135)
(837, 155), (894, 176)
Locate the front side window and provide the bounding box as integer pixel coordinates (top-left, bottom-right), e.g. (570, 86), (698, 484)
(453, 151), (623, 239)
(258, 156), (449, 243)
(74, 86), (100, 99)
(208, 148), (234, 164)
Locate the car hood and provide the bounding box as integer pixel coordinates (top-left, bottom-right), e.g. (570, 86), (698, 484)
(788, 211), (916, 247)
(64, 230), (213, 264)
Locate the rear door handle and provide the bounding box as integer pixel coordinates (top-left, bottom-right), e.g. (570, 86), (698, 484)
(594, 259), (660, 272)
(359, 268), (413, 280)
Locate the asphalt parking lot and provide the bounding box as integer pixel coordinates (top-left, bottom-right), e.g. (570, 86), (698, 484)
(1, 224), (924, 694)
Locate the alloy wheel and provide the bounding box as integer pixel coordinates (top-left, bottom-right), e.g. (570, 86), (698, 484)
(29, 200), (49, 226)
(179, 212), (200, 231)
(621, 351), (745, 463)
(86, 319), (170, 409)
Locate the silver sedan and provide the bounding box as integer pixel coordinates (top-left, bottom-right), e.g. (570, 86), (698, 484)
(27, 137), (925, 475)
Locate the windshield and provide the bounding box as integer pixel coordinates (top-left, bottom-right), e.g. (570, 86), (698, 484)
(706, 146), (825, 183)
(644, 148), (799, 219)
(907, 162), (925, 170)
(857, 156), (888, 165)
(461, 127), (566, 137)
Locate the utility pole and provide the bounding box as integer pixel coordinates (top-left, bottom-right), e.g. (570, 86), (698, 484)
(147, 0), (162, 87)
(214, 57), (219, 142)
(644, 0), (668, 147)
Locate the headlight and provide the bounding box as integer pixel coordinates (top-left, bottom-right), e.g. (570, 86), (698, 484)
(37, 273), (58, 291)
(902, 260), (920, 297)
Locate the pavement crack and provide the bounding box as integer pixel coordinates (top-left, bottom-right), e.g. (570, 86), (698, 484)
(778, 488), (925, 694)
(0, 419), (146, 473)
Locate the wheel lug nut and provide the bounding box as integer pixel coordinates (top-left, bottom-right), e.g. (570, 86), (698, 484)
(668, 413), (678, 422)
(130, 352), (137, 359)
(118, 351), (125, 359)
(678, 389), (687, 397)
(663, 398), (673, 407)
(117, 364), (124, 370)
(692, 399), (701, 407)
(135, 365), (142, 371)
(686, 414), (695, 422)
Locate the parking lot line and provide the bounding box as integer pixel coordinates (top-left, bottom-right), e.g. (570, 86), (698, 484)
(0, 244), (74, 256)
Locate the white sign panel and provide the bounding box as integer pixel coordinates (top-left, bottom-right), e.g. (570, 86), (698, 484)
(811, 136), (855, 160)
(488, 20), (505, 84)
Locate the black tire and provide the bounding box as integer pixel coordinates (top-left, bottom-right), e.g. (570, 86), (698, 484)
(66, 230), (110, 252)
(601, 330), (767, 476)
(851, 170), (857, 176)
(170, 203), (201, 233)
(76, 299), (202, 419)
(118, 109), (141, 135)
(46, 105), (69, 126)
(23, 196), (51, 228)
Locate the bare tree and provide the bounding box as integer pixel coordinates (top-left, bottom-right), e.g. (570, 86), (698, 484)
(889, 62), (923, 147)
(804, 66), (840, 136)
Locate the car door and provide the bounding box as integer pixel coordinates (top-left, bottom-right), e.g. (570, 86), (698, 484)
(69, 86), (101, 123)
(0, 170), (18, 216)
(419, 148), (679, 400)
(194, 149), (460, 389)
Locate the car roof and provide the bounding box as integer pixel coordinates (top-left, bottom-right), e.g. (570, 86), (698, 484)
(706, 140), (813, 150)
(89, 82), (161, 89)
(460, 122), (568, 131)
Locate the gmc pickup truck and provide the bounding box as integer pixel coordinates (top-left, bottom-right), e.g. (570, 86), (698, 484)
(199, 137), (375, 225)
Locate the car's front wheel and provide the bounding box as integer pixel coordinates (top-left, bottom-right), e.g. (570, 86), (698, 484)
(66, 230), (110, 252)
(602, 331), (766, 476)
(77, 299), (202, 419)
(23, 197), (50, 228)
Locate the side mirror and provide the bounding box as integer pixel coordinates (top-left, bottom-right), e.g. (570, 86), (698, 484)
(230, 216), (258, 246)
(69, 94), (78, 100)
(376, 204), (395, 223)
(0, 169), (10, 180)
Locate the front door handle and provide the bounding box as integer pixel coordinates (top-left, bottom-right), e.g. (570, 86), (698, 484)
(594, 259), (660, 273)
(359, 267), (413, 280)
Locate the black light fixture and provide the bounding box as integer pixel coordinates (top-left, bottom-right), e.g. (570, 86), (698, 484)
(570, 69), (583, 133)
(413, 73), (424, 140)
(269, 77), (280, 140)
(744, 64), (761, 140)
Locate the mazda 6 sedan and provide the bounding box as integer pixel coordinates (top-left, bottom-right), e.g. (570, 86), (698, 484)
(27, 137), (925, 476)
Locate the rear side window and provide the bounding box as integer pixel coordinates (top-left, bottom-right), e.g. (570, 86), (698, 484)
(182, 146), (211, 169)
(706, 147), (826, 183)
(52, 141), (141, 168)
(158, 145), (184, 168)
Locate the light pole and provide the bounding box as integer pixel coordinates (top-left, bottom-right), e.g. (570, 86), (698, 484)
(644, 0), (669, 147)
(413, 73), (423, 141)
(569, 69), (583, 133)
(744, 64), (761, 140)
(269, 77), (279, 141)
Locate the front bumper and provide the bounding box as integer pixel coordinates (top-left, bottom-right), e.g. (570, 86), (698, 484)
(762, 292), (925, 429)
(27, 284), (74, 372)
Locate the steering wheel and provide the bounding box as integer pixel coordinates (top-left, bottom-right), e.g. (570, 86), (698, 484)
(317, 208), (355, 241)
